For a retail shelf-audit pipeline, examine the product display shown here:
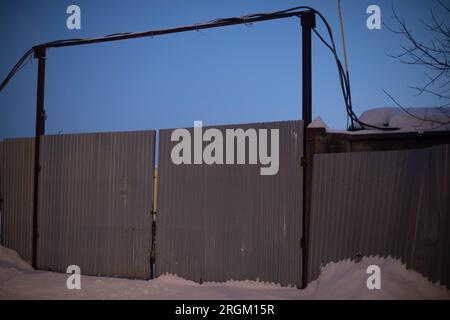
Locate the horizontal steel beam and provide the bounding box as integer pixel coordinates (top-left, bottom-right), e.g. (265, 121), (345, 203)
(39, 10), (309, 49)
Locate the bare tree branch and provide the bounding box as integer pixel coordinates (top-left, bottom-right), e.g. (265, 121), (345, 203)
(386, 1), (450, 105)
(383, 89), (450, 125)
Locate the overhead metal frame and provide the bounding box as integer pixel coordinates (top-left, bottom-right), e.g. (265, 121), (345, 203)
(30, 9), (316, 288)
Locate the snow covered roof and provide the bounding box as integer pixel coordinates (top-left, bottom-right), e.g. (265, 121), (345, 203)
(309, 107), (450, 134)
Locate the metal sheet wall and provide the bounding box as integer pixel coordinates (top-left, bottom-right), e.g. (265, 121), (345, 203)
(0, 141), (2, 244)
(0, 138), (35, 263)
(156, 121), (303, 286)
(37, 131), (155, 279)
(308, 144), (450, 287)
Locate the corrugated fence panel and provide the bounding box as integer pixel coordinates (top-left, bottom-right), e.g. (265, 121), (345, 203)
(0, 138), (34, 263)
(421, 144), (450, 287)
(308, 144), (450, 287)
(37, 131), (155, 279)
(0, 141), (2, 244)
(156, 120), (303, 286)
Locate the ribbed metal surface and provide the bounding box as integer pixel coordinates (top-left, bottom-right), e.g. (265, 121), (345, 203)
(156, 120), (303, 286)
(0, 141), (2, 244)
(0, 138), (35, 263)
(37, 131), (155, 279)
(308, 144), (450, 287)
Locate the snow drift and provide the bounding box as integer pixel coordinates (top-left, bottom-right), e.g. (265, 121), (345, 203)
(0, 245), (448, 299)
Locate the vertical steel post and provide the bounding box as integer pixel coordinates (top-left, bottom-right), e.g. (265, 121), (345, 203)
(301, 11), (315, 126)
(32, 45), (46, 269)
(300, 10), (315, 289)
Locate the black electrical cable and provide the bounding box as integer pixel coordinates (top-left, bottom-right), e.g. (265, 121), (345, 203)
(0, 48), (34, 92)
(232, 5), (379, 129)
(297, 6), (398, 130)
(0, 6), (397, 131)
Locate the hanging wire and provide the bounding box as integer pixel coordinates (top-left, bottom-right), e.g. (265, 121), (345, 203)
(0, 6), (396, 131)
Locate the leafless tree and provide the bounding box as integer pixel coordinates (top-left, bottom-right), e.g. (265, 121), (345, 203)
(383, 0), (450, 126)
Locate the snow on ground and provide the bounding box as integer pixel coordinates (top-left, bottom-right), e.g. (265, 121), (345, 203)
(0, 245), (449, 300)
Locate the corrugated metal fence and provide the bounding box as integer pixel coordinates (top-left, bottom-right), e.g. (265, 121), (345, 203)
(0, 131), (155, 278)
(0, 138), (34, 263)
(156, 121), (304, 286)
(1, 123), (449, 288)
(308, 144), (450, 287)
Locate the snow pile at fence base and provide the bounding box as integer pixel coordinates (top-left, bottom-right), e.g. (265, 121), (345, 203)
(0, 245), (34, 283)
(303, 257), (449, 299)
(0, 245), (448, 299)
(0, 245), (33, 272)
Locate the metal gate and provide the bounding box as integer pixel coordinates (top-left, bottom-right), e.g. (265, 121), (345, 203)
(156, 120), (304, 286)
(1, 130), (155, 279)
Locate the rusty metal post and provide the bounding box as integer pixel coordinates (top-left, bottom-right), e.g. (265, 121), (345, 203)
(32, 45), (46, 269)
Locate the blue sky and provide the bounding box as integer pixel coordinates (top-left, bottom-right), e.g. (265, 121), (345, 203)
(0, 0), (442, 139)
